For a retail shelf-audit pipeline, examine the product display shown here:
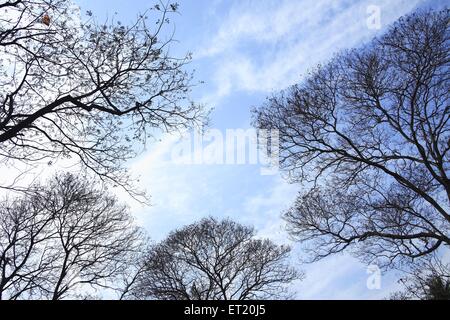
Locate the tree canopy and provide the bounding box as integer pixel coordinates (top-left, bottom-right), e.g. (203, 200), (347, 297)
(0, 0), (204, 197)
(253, 9), (450, 268)
(0, 173), (144, 299)
(129, 217), (301, 300)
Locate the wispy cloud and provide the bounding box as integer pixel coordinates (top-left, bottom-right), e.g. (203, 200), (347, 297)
(196, 0), (422, 104)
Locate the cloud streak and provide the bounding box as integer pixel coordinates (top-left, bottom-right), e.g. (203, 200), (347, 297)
(196, 0), (422, 103)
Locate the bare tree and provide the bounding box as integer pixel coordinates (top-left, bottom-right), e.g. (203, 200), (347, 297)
(116, 241), (150, 300)
(253, 10), (449, 268)
(0, 0), (204, 197)
(0, 173), (145, 300)
(390, 255), (450, 300)
(130, 217), (300, 300)
(0, 189), (55, 299)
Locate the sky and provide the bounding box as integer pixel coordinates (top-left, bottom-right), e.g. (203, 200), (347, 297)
(45, 0), (449, 299)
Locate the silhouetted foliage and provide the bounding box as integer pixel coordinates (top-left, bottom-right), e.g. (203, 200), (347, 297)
(424, 276), (450, 300)
(253, 9), (450, 268)
(390, 256), (450, 300)
(0, 173), (144, 299)
(129, 217), (301, 300)
(0, 0), (204, 198)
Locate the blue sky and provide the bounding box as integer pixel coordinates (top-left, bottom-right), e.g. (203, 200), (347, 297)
(75, 0), (448, 299)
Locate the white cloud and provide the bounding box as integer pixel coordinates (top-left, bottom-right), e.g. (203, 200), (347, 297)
(294, 253), (402, 299)
(122, 131), (233, 239)
(240, 175), (298, 243)
(197, 0), (330, 58)
(1, 0), (437, 299)
(123, 130), (300, 243)
(196, 0), (422, 102)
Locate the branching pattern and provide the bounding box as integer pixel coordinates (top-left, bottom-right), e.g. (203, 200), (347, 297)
(253, 10), (450, 267)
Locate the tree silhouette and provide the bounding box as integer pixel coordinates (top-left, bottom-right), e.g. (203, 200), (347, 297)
(129, 217), (301, 300)
(424, 276), (450, 300)
(391, 255), (450, 300)
(0, 173), (144, 300)
(253, 10), (449, 267)
(0, 0), (204, 197)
